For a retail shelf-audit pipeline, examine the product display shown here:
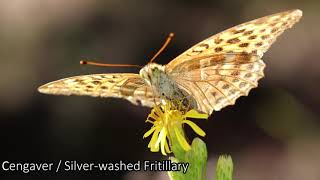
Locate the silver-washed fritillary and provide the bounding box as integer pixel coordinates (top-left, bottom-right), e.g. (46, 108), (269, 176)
(38, 9), (302, 115)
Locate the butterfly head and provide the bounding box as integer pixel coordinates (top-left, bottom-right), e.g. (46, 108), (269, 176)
(139, 63), (165, 86)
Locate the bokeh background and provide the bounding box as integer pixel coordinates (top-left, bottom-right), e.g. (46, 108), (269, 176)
(0, 0), (319, 179)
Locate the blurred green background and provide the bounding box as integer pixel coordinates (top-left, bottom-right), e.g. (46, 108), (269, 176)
(0, 0), (319, 179)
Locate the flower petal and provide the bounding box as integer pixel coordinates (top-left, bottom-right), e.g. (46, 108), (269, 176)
(154, 106), (164, 117)
(143, 126), (157, 138)
(148, 113), (159, 121)
(183, 120), (206, 137)
(155, 128), (166, 148)
(160, 129), (168, 155)
(174, 127), (191, 151)
(148, 128), (160, 151)
(185, 109), (209, 119)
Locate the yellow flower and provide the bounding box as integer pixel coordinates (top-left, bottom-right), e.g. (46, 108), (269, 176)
(143, 100), (208, 155)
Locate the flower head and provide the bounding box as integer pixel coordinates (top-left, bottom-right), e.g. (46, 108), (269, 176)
(143, 100), (208, 155)
(215, 155), (234, 180)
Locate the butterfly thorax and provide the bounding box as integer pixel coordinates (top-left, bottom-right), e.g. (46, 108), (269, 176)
(140, 63), (197, 110)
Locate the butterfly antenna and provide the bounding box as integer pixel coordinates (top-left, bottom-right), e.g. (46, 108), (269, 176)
(148, 32), (174, 64)
(80, 60), (142, 68)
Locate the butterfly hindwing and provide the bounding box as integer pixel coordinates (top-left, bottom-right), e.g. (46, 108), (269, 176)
(38, 73), (160, 107)
(170, 53), (265, 114)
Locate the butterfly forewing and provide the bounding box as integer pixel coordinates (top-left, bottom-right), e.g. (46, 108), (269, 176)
(166, 9), (302, 69)
(38, 73), (160, 107)
(166, 9), (302, 114)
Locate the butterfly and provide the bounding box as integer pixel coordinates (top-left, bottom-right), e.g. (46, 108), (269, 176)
(38, 9), (302, 115)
